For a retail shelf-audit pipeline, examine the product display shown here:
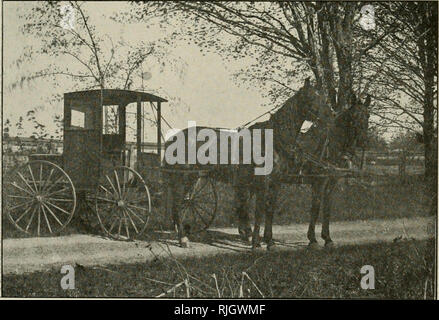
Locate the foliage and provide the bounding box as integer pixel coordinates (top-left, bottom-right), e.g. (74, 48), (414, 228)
(388, 131), (423, 152)
(8, 1), (187, 135)
(132, 2), (396, 112)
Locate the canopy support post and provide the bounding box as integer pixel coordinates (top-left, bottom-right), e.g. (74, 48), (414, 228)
(157, 101), (162, 159)
(136, 96), (142, 171)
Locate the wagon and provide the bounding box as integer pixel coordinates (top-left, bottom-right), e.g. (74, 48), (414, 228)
(3, 89), (218, 239)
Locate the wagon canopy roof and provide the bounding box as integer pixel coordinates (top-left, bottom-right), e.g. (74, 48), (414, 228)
(64, 89), (167, 104)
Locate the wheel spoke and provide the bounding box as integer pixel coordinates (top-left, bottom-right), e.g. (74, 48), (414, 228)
(44, 187), (70, 198)
(7, 194), (33, 200)
(99, 184), (113, 196)
(121, 173), (127, 199)
(194, 202), (213, 217)
(37, 205), (41, 236)
(180, 206), (191, 221)
(42, 202), (64, 227)
(26, 206), (37, 232)
(44, 200), (71, 216)
(95, 196), (115, 203)
(117, 217), (122, 238)
(190, 179), (209, 199)
(106, 175), (119, 198)
(114, 170), (123, 198)
(41, 204), (53, 234)
(125, 206), (145, 224)
(192, 205), (210, 227)
(123, 208), (139, 233)
(46, 198), (74, 202)
(8, 182), (34, 196)
(39, 163), (43, 191)
(8, 199), (34, 212)
(121, 210), (130, 238)
(28, 164), (39, 192)
(126, 203), (149, 212)
(14, 205), (33, 224)
(108, 217), (119, 233)
(196, 201), (216, 215)
(16, 172), (36, 194)
(25, 205), (38, 232)
(41, 168), (55, 193)
(44, 174), (67, 195)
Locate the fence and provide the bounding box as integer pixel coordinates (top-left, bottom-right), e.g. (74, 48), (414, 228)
(2, 136), (163, 172)
(356, 150), (425, 185)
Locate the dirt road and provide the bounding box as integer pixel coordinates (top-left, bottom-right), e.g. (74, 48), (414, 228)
(3, 216), (435, 275)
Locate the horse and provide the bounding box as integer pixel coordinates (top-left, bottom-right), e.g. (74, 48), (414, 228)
(163, 79), (370, 249)
(163, 79), (331, 247)
(239, 93), (371, 249)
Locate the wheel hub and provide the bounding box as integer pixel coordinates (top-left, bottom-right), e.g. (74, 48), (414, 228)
(35, 195), (44, 202)
(117, 199), (125, 207)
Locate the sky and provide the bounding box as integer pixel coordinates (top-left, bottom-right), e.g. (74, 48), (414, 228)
(2, 1), (275, 143)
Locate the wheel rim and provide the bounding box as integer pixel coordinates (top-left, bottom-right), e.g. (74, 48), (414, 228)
(180, 177), (217, 234)
(95, 166), (151, 240)
(3, 160), (76, 236)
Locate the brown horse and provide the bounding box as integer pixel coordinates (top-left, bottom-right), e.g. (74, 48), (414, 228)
(238, 93), (371, 249)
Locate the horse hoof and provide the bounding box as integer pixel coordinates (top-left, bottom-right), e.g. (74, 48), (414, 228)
(267, 243), (277, 251)
(324, 241), (335, 249)
(308, 242), (319, 250)
(252, 244), (263, 251)
(180, 237), (190, 248)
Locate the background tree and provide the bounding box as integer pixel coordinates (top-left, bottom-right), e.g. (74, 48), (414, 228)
(134, 2), (395, 111)
(360, 2), (437, 181)
(9, 1), (185, 136)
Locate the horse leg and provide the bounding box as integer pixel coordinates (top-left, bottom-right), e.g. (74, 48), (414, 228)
(321, 178), (337, 247)
(307, 181), (322, 247)
(234, 184), (251, 242)
(263, 180), (279, 250)
(167, 174), (188, 248)
(252, 186), (265, 249)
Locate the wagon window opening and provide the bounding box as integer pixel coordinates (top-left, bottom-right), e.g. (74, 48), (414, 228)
(69, 105), (94, 130)
(103, 105), (119, 134)
(71, 109), (85, 128)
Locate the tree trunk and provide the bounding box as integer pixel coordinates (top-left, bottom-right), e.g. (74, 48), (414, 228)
(417, 2), (437, 214)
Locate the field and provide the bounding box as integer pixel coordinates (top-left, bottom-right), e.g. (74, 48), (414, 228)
(2, 166), (435, 299)
(2, 174), (432, 239)
(2, 239), (435, 299)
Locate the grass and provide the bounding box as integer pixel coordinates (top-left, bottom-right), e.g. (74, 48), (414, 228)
(2, 239), (435, 299)
(2, 174), (432, 239)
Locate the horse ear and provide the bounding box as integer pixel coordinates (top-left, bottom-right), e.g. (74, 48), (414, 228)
(364, 95), (371, 107)
(304, 77), (310, 88)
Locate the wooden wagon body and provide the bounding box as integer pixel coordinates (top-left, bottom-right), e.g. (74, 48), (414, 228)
(3, 89), (172, 239)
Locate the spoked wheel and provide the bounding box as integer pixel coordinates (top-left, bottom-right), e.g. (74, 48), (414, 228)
(180, 176), (218, 234)
(3, 160), (76, 236)
(94, 166), (151, 240)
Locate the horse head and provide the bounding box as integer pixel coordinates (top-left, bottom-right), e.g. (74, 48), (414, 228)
(270, 78), (329, 136)
(334, 93), (371, 156)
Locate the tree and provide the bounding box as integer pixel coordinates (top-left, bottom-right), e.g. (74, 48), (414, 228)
(133, 2), (393, 112)
(367, 127), (388, 152)
(14, 2), (152, 91)
(9, 1), (185, 136)
(360, 2), (437, 183)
